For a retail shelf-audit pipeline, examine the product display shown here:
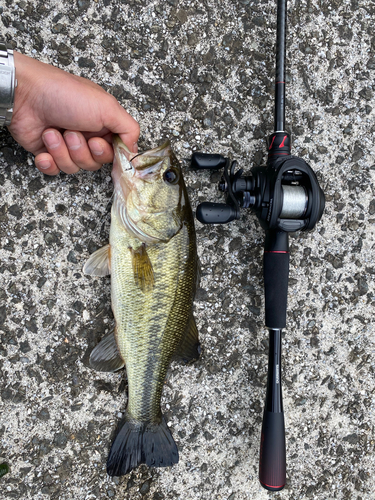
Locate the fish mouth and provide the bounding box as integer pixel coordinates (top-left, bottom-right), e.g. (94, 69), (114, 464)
(111, 135), (181, 244)
(113, 135), (171, 178)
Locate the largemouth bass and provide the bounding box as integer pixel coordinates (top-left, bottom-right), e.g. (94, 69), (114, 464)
(83, 135), (200, 476)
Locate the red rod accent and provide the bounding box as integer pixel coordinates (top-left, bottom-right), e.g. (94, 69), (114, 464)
(260, 481), (286, 489)
(268, 136), (276, 150)
(279, 135), (288, 148)
(264, 251), (289, 254)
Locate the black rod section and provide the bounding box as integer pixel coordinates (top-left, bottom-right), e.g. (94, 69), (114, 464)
(259, 329), (286, 491)
(264, 329), (283, 413)
(274, 0), (287, 132)
(263, 230), (289, 329)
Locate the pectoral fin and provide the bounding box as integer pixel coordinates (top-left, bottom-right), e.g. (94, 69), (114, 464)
(130, 244), (155, 293)
(173, 315), (201, 364)
(83, 244), (111, 276)
(90, 330), (125, 372)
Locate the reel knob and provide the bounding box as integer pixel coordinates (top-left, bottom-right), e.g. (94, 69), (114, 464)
(196, 202), (239, 224)
(191, 153), (227, 170)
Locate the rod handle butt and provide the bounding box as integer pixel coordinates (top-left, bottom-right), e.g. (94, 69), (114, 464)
(259, 410), (286, 491)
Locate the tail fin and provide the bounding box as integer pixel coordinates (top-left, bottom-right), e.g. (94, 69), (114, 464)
(107, 416), (178, 476)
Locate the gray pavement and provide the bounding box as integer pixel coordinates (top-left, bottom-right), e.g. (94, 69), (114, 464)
(0, 0), (374, 499)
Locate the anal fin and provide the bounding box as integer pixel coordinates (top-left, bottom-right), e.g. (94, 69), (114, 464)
(83, 244), (111, 276)
(90, 330), (125, 372)
(173, 315), (201, 364)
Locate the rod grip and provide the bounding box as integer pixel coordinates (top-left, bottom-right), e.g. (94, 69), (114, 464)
(264, 231), (289, 329)
(259, 410), (286, 491)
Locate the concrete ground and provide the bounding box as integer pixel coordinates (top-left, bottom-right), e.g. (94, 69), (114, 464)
(0, 0), (374, 499)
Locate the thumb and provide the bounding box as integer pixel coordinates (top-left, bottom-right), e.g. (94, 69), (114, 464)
(103, 97), (140, 153)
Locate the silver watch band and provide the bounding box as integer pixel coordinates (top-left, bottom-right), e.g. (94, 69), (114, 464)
(0, 40), (17, 127)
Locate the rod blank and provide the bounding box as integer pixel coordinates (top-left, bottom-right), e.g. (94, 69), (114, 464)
(274, 0), (287, 132)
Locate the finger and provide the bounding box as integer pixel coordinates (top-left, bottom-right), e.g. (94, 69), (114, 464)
(63, 131), (113, 171)
(103, 98), (140, 153)
(34, 152), (61, 176)
(42, 129), (80, 174)
(119, 133), (138, 154)
(88, 136), (114, 164)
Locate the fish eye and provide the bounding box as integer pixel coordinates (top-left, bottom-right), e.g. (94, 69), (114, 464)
(163, 168), (179, 185)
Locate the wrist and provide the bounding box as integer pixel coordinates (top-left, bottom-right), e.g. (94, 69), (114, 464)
(11, 52), (45, 128)
(0, 40), (17, 127)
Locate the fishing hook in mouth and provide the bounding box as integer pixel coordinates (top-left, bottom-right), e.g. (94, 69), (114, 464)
(129, 152), (143, 163)
(121, 152), (143, 172)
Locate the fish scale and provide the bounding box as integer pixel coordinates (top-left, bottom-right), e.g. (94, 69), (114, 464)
(110, 209), (196, 422)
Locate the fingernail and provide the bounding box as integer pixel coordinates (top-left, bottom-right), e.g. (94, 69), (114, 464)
(89, 140), (104, 156)
(42, 131), (60, 149)
(37, 160), (51, 170)
(65, 132), (81, 151)
(132, 142), (138, 153)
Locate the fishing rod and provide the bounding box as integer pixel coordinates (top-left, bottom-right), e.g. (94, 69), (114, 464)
(191, 0), (325, 491)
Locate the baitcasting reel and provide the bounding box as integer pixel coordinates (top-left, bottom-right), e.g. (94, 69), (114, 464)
(194, 132), (324, 234)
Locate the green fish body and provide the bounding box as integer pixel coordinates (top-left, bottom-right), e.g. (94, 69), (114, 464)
(84, 136), (200, 476)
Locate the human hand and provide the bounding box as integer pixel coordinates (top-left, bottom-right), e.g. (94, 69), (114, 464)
(8, 52), (140, 175)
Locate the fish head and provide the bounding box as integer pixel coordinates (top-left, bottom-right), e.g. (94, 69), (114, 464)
(112, 135), (188, 243)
